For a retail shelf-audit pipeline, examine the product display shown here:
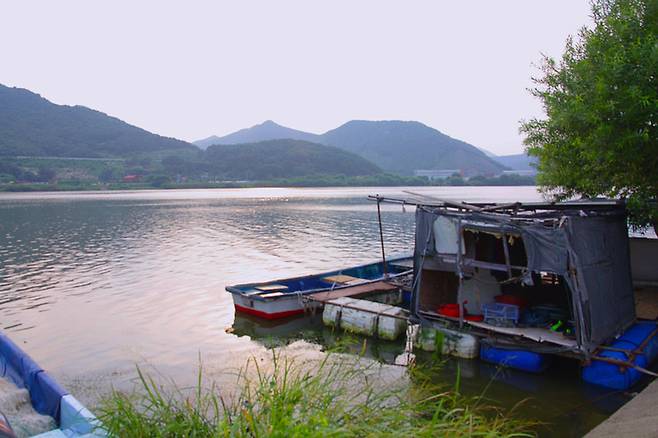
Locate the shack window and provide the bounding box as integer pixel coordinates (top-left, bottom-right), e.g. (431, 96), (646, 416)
(433, 216), (465, 255)
(462, 228), (527, 274)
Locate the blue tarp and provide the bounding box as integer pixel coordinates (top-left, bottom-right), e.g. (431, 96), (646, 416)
(0, 332), (68, 423)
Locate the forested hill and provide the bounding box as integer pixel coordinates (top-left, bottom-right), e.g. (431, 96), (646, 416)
(195, 120), (320, 149)
(204, 139), (381, 180)
(0, 84), (196, 157)
(321, 120), (505, 176)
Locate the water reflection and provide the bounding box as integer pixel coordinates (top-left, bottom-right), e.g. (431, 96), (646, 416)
(1, 186), (627, 435)
(0, 189), (424, 374)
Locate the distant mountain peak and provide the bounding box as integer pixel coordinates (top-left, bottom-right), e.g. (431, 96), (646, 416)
(321, 120), (505, 176)
(193, 118), (507, 176)
(194, 120), (320, 149)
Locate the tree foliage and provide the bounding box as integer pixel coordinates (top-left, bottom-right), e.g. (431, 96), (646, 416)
(521, 0), (657, 227)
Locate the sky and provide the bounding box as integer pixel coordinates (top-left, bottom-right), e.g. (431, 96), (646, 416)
(1, 1), (592, 155)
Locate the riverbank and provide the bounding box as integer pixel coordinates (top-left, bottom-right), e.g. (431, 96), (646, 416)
(97, 343), (536, 437)
(585, 377), (658, 437)
(0, 174), (536, 192)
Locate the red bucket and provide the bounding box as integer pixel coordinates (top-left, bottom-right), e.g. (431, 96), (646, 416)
(438, 303), (461, 318)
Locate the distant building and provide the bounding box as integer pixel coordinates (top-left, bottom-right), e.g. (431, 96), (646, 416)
(500, 170), (537, 177)
(414, 169), (461, 180)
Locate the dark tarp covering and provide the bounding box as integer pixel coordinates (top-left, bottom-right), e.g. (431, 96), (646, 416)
(565, 215), (636, 351)
(0, 332), (67, 423)
(412, 208), (437, 315)
(521, 224), (569, 276)
(412, 206), (635, 355)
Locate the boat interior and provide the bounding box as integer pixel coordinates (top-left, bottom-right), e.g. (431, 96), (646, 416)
(231, 257), (413, 298)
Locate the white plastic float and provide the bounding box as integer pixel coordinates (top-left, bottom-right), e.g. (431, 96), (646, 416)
(322, 297), (407, 340)
(416, 326), (480, 359)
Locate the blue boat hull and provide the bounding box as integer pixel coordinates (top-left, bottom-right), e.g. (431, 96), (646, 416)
(0, 332), (100, 436)
(480, 344), (550, 374)
(582, 321), (658, 390)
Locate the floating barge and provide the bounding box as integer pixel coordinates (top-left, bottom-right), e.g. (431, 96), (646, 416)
(226, 256), (413, 319)
(372, 194), (658, 389)
(0, 331), (101, 437)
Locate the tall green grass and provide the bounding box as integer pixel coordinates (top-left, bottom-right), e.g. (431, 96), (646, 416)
(98, 353), (536, 437)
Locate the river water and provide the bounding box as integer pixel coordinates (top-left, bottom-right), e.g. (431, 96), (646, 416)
(0, 186), (635, 436)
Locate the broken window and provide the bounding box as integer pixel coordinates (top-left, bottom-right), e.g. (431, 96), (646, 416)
(462, 227), (527, 277)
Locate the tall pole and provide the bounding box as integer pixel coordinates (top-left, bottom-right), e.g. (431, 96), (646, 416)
(376, 196), (388, 277)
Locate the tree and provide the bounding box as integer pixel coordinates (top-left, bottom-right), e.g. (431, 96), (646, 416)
(99, 168), (116, 183)
(521, 0), (657, 229)
(148, 174), (171, 188)
(37, 166), (56, 183)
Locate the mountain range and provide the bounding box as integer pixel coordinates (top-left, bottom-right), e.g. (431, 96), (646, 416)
(0, 85), (382, 182)
(0, 83), (533, 182)
(194, 120), (523, 176)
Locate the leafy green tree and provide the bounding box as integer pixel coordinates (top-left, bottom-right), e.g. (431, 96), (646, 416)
(521, 0), (657, 228)
(99, 168), (116, 183)
(148, 174), (171, 188)
(37, 166), (56, 183)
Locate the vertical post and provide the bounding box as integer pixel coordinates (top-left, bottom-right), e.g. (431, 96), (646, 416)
(501, 233), (513, 279)
(377, 197), (388, 277)
(456, 218), (464, 327)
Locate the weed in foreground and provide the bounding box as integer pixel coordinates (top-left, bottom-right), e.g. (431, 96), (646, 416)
(98, 352), (536, 437)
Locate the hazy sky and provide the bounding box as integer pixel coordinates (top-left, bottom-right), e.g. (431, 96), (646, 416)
(1, 1), (591, 155)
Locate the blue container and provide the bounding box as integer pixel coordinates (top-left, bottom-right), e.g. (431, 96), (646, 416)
(482, 303), (520, 326)
(480, 344), (549, 373)
(582, 321), (658, 390)
(402, 289), (412, 306)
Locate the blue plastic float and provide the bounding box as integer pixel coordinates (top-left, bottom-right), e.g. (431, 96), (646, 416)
(582, 321), (658, 390)
(480, 344), (550, 373)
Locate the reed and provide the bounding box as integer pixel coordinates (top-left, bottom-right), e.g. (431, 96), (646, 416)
(98, 352), (536, 437)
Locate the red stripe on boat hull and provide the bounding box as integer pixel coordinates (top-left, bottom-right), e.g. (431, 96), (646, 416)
(234, 304), (305, 320)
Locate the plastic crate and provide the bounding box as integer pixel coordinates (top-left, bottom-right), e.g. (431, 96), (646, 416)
(482, 303), (519, 326)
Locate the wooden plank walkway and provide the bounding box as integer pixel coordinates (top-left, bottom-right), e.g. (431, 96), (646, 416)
(307, 281), (399, 303)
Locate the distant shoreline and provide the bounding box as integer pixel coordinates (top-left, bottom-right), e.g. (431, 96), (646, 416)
(0, 179), (537, 193)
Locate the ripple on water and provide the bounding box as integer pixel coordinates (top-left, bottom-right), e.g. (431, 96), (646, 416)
(5, 187), (620, 437)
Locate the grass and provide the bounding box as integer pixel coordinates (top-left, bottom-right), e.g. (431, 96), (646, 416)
(97, 350), (536, 437)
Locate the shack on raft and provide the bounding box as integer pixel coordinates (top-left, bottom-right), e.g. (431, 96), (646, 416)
(370, 195), (657, 387)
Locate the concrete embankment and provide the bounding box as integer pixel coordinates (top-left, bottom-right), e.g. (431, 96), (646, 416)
(585, 378), (658, 437)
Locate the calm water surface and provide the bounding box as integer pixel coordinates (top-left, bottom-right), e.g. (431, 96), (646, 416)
(0, 186), (633, 436)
